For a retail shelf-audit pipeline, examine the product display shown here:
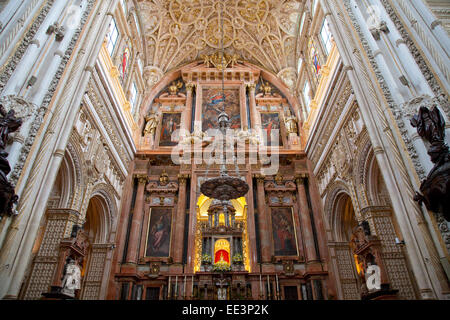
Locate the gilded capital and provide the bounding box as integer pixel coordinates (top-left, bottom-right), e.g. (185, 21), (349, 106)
(246, 83), (256, 92)
(178, 173), (190, 184)
(253, 173), (265, 183)
(136, 174), (148, 185)
(186, 83), (196, 93)
(295, 173), (308, 184)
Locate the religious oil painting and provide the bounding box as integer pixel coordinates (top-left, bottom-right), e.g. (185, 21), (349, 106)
(271, 207), (297, 256)
(146, 208), (173, 257)
(202, 87), (241, 132)
(261, 112), (282, 147)
(159, 112), (181, 147)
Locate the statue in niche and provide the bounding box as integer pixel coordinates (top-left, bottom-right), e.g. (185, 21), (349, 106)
(410, 105), (450, 220)
(0, 105), (22, 217)
(168, 81), (183, 96)
(284, 109), (298, 135)
(61, 257), (81, 298)
(143, 112), (158, 136)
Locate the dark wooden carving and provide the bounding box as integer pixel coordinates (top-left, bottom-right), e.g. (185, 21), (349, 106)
(410, 106), (450, 220)
(0, 105), (22, 217)
(350, 221), (398, 300)
(42, 224), (88, 300)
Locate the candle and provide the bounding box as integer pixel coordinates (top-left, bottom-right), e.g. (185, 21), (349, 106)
(168, 276), (171, 298)
(276, 274), (279, 299)
(175, 275), (178, 298)
(259, 274), (262, 293)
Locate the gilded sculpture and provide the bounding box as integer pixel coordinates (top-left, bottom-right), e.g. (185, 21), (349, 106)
(284, 109), (298, 134)
(144, 112), (158, 136)
(260, 81), (272, 96)
(168, 81), (183, 96)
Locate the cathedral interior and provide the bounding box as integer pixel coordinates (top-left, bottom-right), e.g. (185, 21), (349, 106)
(0, 0), (449, 301)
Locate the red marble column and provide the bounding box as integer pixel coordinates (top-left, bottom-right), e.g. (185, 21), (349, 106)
(295, 174), (318, 262)
(255, 174), (271, 263)
(125, 175), (147, 264)
(172, 174), (189, 263)
(183, 83), (195, 133)
(247, 83), (260, 129)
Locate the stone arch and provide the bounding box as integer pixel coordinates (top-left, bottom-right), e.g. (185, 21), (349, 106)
(323, 180), (354, 238)
(65, 140), (85, 210)
(79, 186), (117, 300)
(85, 183), (118, 243)
(324, 181), (361, 300)
(353, 130), (372, 208)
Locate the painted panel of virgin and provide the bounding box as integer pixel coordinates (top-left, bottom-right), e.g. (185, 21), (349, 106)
(159, 112), (181, 147)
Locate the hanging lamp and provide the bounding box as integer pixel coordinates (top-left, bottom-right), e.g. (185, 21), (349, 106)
(199, 1), (249, 202)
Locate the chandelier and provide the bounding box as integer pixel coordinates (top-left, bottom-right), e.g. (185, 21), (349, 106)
(199, 2), (249, 202)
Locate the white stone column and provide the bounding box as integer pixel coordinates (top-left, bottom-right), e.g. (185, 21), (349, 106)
(320, 0), (449, 299)
(0, 0), (120, 299)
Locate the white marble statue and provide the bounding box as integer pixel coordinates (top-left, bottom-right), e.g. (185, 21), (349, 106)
(61, 259), (81, 297)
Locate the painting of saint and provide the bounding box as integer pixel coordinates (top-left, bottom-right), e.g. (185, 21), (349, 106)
(146, 208), (172, 257)
(159, 113), (181, 147)
(202, 88), (241, 131)
(261, 113), (282, 147)
(271, 207), (297, 256)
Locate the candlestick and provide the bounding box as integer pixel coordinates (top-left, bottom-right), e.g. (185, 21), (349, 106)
(267, 275), (270, 298)
(184, 275), (186, 298)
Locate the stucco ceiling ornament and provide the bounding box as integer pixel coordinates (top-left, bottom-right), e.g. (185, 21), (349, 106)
(138, 0), (302, 76)
(143, 66), (164, 89)
(277, 67), (297, 92)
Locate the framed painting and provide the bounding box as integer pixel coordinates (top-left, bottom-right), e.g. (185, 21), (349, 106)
(271, 207), (298, 256)
(159, 112), (181, 147)
(261, 112), (283, 147)
(202, 87), (241, 131)
(145, 208), (173, 257)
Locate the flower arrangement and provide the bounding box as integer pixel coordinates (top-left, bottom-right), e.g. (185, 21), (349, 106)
(201, 253), (212, 264)
(232, 253), (243, 264)
(212, 261), (231, 272)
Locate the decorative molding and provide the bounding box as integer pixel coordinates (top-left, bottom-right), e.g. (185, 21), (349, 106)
(0, 0), (49, 80)
(8, 0), (96, 187)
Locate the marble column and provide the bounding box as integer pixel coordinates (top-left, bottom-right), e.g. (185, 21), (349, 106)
(295, 175), (317, 262)
(172, 174), (189, 263)
(126, 175), (147, 264)
(247, 83), (260, 130)
(183, 83), (195, 134)
(255, 174), (271, 263)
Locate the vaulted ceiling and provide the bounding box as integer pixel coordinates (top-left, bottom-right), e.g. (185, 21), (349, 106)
(138, 0), (306, 89)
